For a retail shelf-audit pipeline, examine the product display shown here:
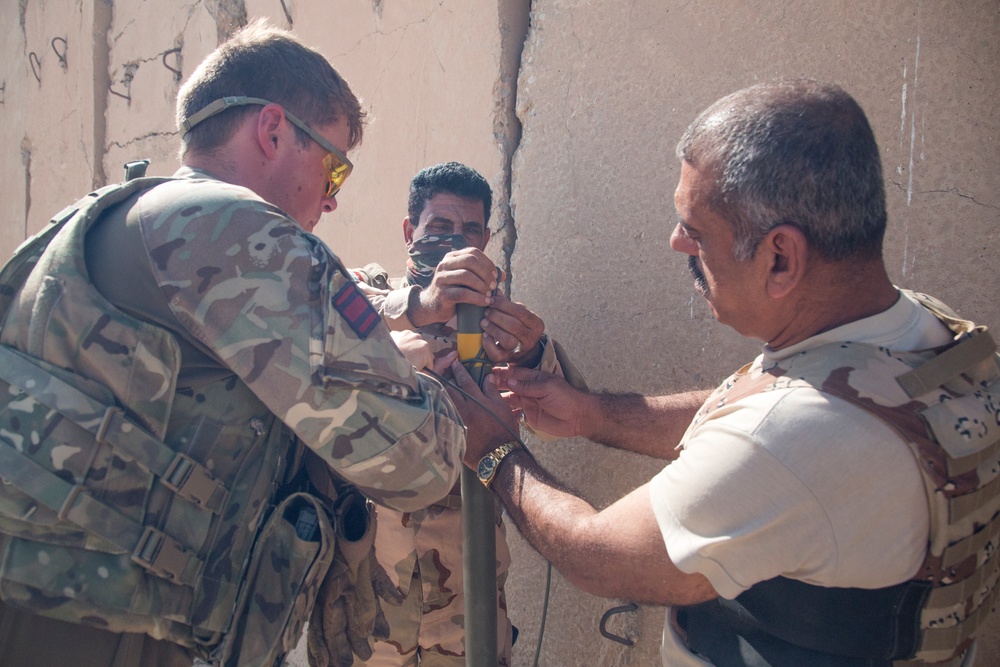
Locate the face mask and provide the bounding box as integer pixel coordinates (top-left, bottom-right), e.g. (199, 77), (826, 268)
(405, 233), (467, 289)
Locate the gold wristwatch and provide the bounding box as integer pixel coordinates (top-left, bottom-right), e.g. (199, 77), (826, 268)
(476, 440), (521, 489)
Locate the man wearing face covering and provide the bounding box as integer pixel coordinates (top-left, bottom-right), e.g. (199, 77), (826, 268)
(348, 162), (584, 666)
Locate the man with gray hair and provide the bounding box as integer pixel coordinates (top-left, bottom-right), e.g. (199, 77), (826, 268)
(450, 79), (999, 666)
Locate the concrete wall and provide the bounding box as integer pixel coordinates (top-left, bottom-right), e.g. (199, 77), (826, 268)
(507, 2), (999, 665)
(2, 1), (998, 665)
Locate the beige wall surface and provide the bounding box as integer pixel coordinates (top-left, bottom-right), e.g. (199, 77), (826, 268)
(507, 1), (999, 665)
(1, 0), (998, 666)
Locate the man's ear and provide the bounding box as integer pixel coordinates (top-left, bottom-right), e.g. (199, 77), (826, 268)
(403, 217), (416, 246)
(256, 104), (285, 159)
(483, 227), (491, 248)
(762, 224), (808, 299)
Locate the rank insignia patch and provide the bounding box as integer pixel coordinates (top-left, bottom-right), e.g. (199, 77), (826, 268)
(332, 281), (380, 339)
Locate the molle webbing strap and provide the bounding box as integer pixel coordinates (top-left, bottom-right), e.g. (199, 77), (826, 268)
(916, 579), (999, 658)
(949, 473), (1000, 525)
(945, 437), (1000, 477)
(0, 443), (202, 587)
(942, 519), (1000, 570)
(924, 554), (999, 609)
(894, 648), (970, 667)
(0, 345), (227, 513)
(0, 344), (228, 585)
(897, 329), (996, 399)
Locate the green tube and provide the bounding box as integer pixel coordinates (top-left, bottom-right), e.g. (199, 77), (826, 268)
(455, 302), (498, 666)
(461, 467), (499, 666)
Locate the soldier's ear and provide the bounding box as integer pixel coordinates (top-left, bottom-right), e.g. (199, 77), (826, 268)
(762, 223), (808, 300)
(403, 217), (416, 247)
(256, 105), (285, 159)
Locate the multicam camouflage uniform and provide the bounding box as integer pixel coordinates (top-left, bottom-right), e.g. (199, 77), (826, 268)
(0, 168), (465, 666)
(352, 264), (584, 667)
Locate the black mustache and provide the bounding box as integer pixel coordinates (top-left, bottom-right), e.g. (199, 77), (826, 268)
(688, 255), (708, 293)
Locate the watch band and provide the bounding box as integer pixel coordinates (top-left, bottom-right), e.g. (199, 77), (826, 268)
(476, 440), (522, 489)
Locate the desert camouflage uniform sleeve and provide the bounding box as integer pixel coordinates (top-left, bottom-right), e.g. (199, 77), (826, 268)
(532, 334), (588, 390)
(352, 265), (419, 332)
(137, 180), (464, 512)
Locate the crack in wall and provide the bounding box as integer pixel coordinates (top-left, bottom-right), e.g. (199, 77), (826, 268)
(93, 0), (112, 188)
(889, 181), (998, 210)
(109, 131), (180, 149)
(332, 0), (447, 57)
(205, 0), (248, 43)
(493, 0), (531, 292)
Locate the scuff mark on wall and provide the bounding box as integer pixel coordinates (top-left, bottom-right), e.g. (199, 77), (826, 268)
(899, 63), (907, 149)
(907, 34), (920, 208)
(20, 137), (32, 237)
(895, 11), (922, 280)
(902, 32), (921, 277)
(493, 0), (531, 291)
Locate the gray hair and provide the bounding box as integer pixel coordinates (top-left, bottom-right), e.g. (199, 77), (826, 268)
(676, 79), (886, 261)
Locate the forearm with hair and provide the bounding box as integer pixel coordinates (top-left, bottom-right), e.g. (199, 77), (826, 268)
(490, 447), (715, 604)
(585, 390), (711, 459)
(491, 449), (618, 598)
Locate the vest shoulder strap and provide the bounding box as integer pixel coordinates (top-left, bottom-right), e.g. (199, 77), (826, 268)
(0, 176), (175, 325)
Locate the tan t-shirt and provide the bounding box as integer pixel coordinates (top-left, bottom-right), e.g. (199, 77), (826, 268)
(650, 290), (954, 667)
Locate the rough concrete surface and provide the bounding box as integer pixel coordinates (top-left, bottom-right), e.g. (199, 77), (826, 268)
(0, 0), (997, 665)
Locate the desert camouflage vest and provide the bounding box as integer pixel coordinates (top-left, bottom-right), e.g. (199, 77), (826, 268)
(677, 291), (999, 667)
(0, 175), (335, 665)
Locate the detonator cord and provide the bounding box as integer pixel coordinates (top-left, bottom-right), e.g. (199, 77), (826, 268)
(424, 368), (553, 667)
(425, 368), (523, 445)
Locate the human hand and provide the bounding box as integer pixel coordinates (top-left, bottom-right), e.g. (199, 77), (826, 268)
(390, 330), (433, 371)
(446, 360), (521, 468)
(491, 366), (589, 439)
(481, 292), (545, 366)
(411, 248), (499, 327)
(430, 349), (459, 378)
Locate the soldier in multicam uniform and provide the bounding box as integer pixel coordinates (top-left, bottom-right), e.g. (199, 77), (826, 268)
(0, 21), (464, 667)
(449, 80), (1000, 666)
(345, 162), (584, 666)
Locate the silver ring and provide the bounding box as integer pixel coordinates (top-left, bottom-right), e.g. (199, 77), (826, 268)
(513, 342), (523, 355)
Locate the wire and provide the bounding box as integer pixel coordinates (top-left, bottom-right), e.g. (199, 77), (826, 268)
(533, 561), (553, 667)
(424, 368), (524, 445)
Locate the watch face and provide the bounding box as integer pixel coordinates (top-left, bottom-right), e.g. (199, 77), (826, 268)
(477, 457), (497, 480)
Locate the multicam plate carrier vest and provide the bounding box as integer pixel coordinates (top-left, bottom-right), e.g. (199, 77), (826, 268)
(0, 176), (335, 666)
(677, 292), (999, 667)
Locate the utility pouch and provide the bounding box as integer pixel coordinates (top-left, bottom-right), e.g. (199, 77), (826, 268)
(213, 492), (335, 667)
